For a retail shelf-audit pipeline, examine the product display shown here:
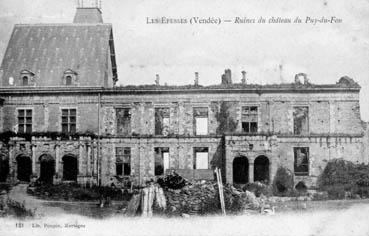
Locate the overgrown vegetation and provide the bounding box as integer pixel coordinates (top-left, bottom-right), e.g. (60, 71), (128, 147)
(0, 131), (97, 143)
(215, 101), (238, 134)
(28, 183), (132, 201)
(273, 166), (295, 196)
(243, 182), (273, 197)
(318, 159), (369, 199)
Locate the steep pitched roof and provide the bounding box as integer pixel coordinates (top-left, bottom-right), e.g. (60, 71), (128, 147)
(0, 23), (117, 87)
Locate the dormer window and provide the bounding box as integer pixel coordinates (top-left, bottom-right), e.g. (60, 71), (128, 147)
(63, 69), (78, 86)
(22, 76), (29, 86)
(20, 69), (35, 86)
(65, 75), (72, 86)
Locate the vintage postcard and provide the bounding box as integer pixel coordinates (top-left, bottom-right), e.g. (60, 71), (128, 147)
(0, 0), (368, 235)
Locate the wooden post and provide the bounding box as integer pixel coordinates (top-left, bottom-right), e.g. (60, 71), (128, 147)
(215, 167), (226, 215)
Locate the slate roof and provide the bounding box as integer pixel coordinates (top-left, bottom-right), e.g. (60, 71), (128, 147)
(0, 23), (117, 87)
(73, 8), (104, 23)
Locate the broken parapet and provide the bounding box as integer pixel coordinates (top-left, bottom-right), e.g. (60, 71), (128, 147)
(337, 76), (360, 87)
(294, 73), (308, 84)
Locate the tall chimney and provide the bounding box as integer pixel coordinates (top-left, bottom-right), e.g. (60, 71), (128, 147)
(155, 74), (160, 85)
(221, 69), (232, 85)
(241, 71), (247, 84)
(194, 72), (199, 86)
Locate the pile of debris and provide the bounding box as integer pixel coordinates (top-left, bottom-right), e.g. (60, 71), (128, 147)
(125, 172), (265, 217)
(160, 172), (262, 216)
(164, 180), (219, 215)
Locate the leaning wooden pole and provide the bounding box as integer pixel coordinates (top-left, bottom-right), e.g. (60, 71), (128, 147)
(215, 167), (226, 215)
(218, 168), (226, 215)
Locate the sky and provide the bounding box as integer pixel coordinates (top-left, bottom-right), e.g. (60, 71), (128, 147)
(0, 0), (368, 120)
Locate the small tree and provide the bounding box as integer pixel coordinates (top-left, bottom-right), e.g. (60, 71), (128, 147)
(273, 166), (294, 196)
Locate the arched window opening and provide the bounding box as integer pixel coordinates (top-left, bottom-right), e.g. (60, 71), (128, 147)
(254, 155), (270, 183)
(233, 156), (249, 184)
(65, 75), (72, 85)
(62, 155), (78, 181)
(0, 155), (9, 182)
(22, 76), (29, 86)
(39, 154), (55, 184)
(16, 155), (32, 182)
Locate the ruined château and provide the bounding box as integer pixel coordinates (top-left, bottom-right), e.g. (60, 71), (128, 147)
(0, 7), (368, 188)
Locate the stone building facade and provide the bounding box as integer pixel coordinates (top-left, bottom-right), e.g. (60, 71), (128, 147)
(0, 7), (367, 188)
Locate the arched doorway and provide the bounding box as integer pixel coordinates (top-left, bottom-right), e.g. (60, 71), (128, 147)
(233, 156), (249, 184)
(0, 154), (10, 182)
(16, 154), (32, 182)
(39, 154), (55, 184)
(254, 155), (269, 183)
(62, 154), (78, 181)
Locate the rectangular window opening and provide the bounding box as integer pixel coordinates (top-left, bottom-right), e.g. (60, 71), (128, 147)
(155, 107), (170, 135)
(241, 106), (258, 133)
(293, 106), (309, 135)
(61, 109), (77, 134)
(154, 147), (169, 176)
(116, 147), (131, 176)
(17, 109), (32, 134)
(294, 147), (309, 176)
(193, 107), (208, 135)
(116, 108), (131, 135)
(194, 147), (209, 169)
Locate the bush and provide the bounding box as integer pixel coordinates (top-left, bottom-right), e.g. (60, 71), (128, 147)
(244, 182), (273, 197)
(273, 166), (294, 196)
(319, 159), (369, 199)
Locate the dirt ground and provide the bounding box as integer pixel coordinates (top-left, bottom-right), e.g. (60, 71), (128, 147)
(2, 184), (369, 236)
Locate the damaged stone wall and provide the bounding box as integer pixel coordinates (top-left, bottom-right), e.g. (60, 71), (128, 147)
(0, 89), (367, 186)
(98, 137), (222, 185)
(5, 137), (97, 185)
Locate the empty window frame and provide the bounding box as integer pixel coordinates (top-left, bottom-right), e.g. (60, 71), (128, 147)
(116, 108), (131, 135)
(194, 147), (209, 169)
(116, 147), (131, 176)
(61, 109), (76, 133)
(193, 107), (208, 135)
(294, 147), (309, 176)
(154, 147), (169, 176)
(293, 106), (309, 135)
(18, 109), (32, 133)
(241, 106), (258, 133)
(155, 107), (170, 135)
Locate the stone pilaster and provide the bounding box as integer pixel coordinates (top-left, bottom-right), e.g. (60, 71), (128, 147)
(31, 144), (37, 175)
(249, 161), (254, 183)
(55, 143), (61, 178)
(78, 142), (84, 175)
(87, 143), (91, 176)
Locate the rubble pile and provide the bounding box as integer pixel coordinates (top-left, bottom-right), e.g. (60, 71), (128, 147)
(159, 173), (261, 216)
(164, 180), (219, 215)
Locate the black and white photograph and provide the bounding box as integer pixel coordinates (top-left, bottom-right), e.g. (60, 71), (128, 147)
(0, 0), (368, 235)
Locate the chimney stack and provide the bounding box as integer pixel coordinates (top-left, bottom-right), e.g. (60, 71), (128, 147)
(194, 72), (199, 86)
(155, 74), (160, 85)
(241, 71), (247, 84)
(294, 73), (307, 85)
(221, 69), (232, 85)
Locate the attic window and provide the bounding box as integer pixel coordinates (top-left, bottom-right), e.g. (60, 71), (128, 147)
(22, 76), (29, 86)
(65, 75), (72, 86)
(63, 69), (78, 86)
(20, 70), (35, 86)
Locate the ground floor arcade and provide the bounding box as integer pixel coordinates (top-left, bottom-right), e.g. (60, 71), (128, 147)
(0, 134), (366, 189)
